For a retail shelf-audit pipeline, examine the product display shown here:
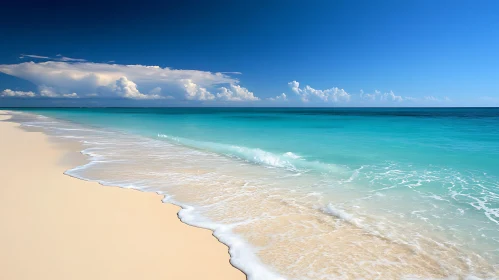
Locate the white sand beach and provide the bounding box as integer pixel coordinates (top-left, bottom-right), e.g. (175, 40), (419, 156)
(0, 111), (245, 280)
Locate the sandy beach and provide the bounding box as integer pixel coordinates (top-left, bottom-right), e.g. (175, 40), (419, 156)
(0, 111), (245, 280)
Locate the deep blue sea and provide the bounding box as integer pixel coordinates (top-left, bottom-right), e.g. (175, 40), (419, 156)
(7, 107), (499, 279)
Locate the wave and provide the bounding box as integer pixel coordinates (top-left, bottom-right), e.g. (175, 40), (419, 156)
(157, 133), (345, 174)
(61, 143), (286, 280)
(283, 152), (301, 159)
(11, 111), (499, 278)
(324, 203), (359, 225)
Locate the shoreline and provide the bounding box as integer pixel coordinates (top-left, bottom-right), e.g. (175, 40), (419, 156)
(0, 111), (246, 280)
(3, 109), (497, 279)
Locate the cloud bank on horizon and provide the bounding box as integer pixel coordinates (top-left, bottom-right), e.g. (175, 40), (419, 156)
(0, 55), (450, 105)
(0, 59), (256, 102)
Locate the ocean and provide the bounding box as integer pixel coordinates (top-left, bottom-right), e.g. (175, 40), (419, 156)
(6, 107), (499, 279)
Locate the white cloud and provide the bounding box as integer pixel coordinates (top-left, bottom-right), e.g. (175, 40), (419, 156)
(360, 89), (407, 102)
(359, 89), (375, 101)
(181, 79), (215, 101)
(1, 89), (36, 97)
(268, 93), (287, 101)
(55, 54), (86, 62)
(215, 87), (232, 101)
(423, 96), (451, 102)
(62, 93), (79, 98)
(404, 96), (418, 101)
(289, 81), (301, 95)
(38, 85), (79, 98)
(221, 71), (242, 75)
(217, 84), (259, 101)
(381, 90), (403, 102)
(113, 76), (162, 99)
(361, 91), (452, 103)
(1, 86), (78, 98)
(149, 87), (174, 99)
(0, 61), (247, 101)
(359, 89), (451, 104)
(288, 80), (350, 102)
(19, 54), (50, 60)
(39, 85), (59, 97)
(20, 54), (86, 62)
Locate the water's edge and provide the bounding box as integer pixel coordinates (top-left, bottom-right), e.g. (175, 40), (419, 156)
(5, 112), (279, 280)
(5, 109), (498, 279)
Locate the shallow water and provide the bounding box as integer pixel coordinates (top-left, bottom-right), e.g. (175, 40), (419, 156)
(7, 108), (499, 279)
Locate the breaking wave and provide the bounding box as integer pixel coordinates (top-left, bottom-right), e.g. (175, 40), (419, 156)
(157, 133), (345, 174)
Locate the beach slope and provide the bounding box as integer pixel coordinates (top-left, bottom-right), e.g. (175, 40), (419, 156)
(0, 112), (245, 280)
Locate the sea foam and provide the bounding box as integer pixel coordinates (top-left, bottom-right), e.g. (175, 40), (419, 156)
(157, 133), (345, 174)
(9, 110), (498, 279)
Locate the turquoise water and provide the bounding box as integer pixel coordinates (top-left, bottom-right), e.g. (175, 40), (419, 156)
(18, 108), (499, 171)
(8, 108), (499, 279)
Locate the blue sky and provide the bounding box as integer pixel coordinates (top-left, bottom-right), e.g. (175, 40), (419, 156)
(1, 0), (498, 107)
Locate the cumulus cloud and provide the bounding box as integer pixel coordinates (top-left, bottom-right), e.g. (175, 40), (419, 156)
(267, 93), (287, 101)
(1, 89), (36, 97)
(38, 85), (79, 98)
(217, 84), (259, 101)
(0, 61), (254, 101)
(114, 76), (162, 99)
(149, 87), (174, 99)
(182, 79), (215, 101)
(1, 86), (79, 98)
(289, 81), (300, 95)
(381, 90), (403, 102)
(359, 89), (375, 101)
(39, 85), (59, 97)
(288, 80), (350, 102)
(360, 89), (407, 102)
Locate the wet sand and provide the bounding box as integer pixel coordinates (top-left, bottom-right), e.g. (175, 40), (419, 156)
(0, 111), (245, 280)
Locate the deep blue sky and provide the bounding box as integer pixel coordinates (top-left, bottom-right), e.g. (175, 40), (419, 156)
(1, 0), (498, 106)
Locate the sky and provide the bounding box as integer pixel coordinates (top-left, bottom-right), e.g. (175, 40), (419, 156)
(0, 0), (498, 107)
